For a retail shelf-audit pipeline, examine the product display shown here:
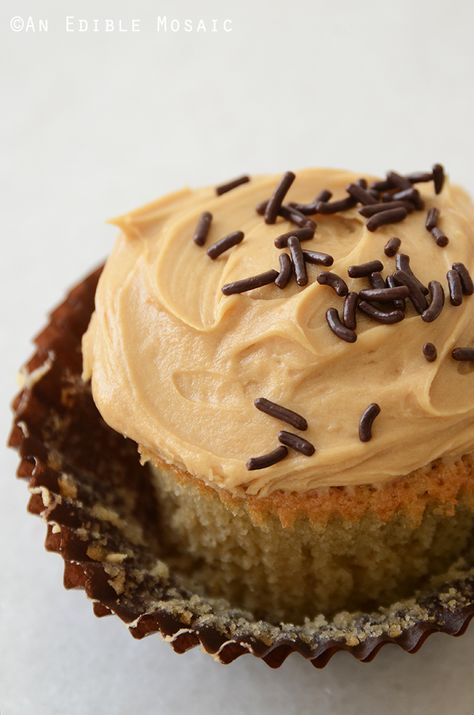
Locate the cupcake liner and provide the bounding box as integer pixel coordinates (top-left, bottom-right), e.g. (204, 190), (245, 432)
(8, 266), (474, 668)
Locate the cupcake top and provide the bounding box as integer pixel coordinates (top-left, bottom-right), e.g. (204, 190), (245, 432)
(82, 167), (474, 496)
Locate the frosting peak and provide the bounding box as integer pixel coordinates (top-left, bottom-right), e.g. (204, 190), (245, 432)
(82, 168), (474, 496)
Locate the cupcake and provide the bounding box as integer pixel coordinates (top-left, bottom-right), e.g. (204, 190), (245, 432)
(79, 165), (474, 625)
(9, 165), (474, 665)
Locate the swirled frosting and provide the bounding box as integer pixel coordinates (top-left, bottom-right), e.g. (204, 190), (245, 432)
(82, 168), (474, 496)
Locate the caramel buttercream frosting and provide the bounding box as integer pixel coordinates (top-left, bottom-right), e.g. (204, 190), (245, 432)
(82, 167), (474, 496)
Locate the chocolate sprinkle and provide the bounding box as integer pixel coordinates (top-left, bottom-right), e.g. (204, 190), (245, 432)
(452, 263), (474, 295)
(222, 269), (279, 295)
(274, 227), (315, 248)
(369, 272), (387, 290)
(278, 431), (315, 456)
(207, 230), (244, 259)
(432, 163), (445, 194)
(289, 189), (333, 215)
(275, 254), (292, 289)
(395, 254), (429, 295)
(386, 171), (412, 190)
(347, 183), (377, 205)
(288, 236), (307, 286)
(246, 445), (288, 471)
(265, 171), (296, 224)
(447, 269), (463, 306)
(389, 187), (424, 209)
(421, 281), (445, 323)
(358, 301), (405, 324)
(302, 250), (334, 267)
(326, 307), (357, 343)
(316, 196), (357, 214)
(425, 207), (439, 231)
(423, 342), (438, 362)
(431, 226), (449, 248)
(406, 170), (434, 184)
(359, 403), (381, 442)
(359, 201), (413, 218)
(370, 179), (394, 192)
(348, 260), (384, 278)
(216, 175), (250, 196)
(193, 211), (213, 246)
(317, 272), (349, 296)
(385, 274), (406, 311)
(254, 397), (308, 430)
(316, 189), (333, 203)
(452, 347), (474, 362)
(384, 237), (401, 257)
(343, 292), (359, 330)
(392, 270), (428, 314)
(359, 286), (410, 302)
(258, 200), (315, 228)
(279, 205), (316, 229)
(366, 207), (408, 231)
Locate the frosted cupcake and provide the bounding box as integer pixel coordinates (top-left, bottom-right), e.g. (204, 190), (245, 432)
(81, 166), (474, 623)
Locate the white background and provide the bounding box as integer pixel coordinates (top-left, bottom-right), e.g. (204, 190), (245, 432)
(1, 1), (474, 713)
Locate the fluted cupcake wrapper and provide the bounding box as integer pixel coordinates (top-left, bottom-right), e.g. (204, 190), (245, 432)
(8, 267), (474, 668)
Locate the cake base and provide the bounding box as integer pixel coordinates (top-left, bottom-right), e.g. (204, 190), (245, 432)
(151, 455), (474, 622)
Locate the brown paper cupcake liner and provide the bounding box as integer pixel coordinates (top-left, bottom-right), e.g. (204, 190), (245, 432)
(8, 267), (474, 668)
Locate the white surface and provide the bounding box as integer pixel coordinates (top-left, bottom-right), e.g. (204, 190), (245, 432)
(1, 1), (474, 713)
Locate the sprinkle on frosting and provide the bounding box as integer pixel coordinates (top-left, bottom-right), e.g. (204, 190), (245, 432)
(264, 171), (296, 224)
(389, 187), (424, 209)
(360, 201), (413, 218)
(431, 226), (449, 248)
(326, 307), (357, 343)
(216, 175), (250, 196)
(359, 403), (381, 442)
(433, 163), (445, 194)
(317, 271), (348, 296)
(316, 196), (357, 214)
(369, 272), (387, 290)
(254, 397), (308, 431)
(384, 237), (401, 257)
(193, 211), (213, 246)
(395, 254), (429, 295)
(279, 204), (315, 228)
(453, 263), (474, 295)
(246, 445), (288, 471)
(275, 253), (292, 289)
(278, 431), (316, 456)
(423, 342), (438, 362)
(222, 269), (279, 295)
(386, 171), (412, 190)
(366, 207), (408, 232)
(447, 269), (463, 306)
(274, 227), (314, 248)
(348, 260), (384, 278)
(385, 275), (406, 311)
(452, 347), (474, 361)
(290, 189), (332, 215)
(359, 286), (410, 302)
(347, 182), (378, 205)
(358, 301), (405, 324)
(288, 236), (307, 287)
(342, 292), (359, 330)
(421, 281), (445, 323)
(207, 230), (244, 259)
(393, 269), (428, 313)
(426, 207), (439, 232)
(302, 250), (334, 267)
